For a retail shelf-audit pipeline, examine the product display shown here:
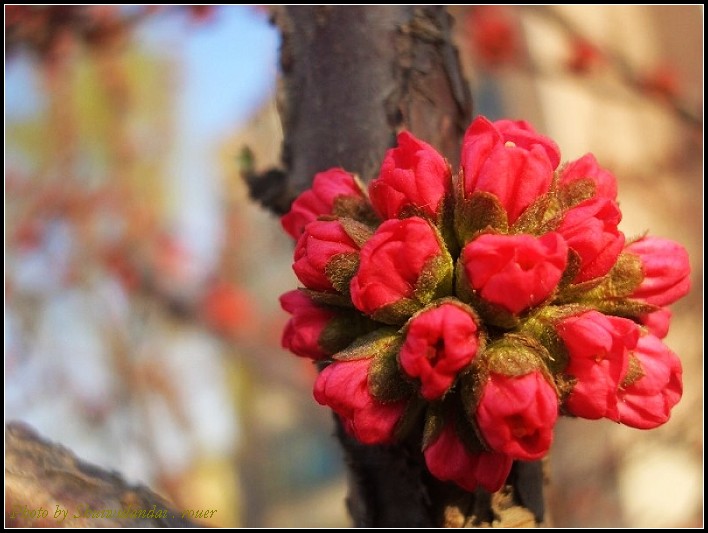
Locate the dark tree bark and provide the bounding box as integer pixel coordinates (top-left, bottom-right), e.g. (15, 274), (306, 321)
(251, 5), (547, 527)
(5, 422), (199, 528)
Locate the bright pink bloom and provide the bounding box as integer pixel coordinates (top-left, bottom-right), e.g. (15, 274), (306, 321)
(460, 232), (568, 314)
(557, 311), (639, 421)
(350, 217), (446, 316)
(280, 290), (337, 360)
(460, 116), (560, 224)
(556, 198), (625, 283)
(369, 131), (451, 222)
(559, 153), (617, 200)
(314, 358), (406, 444)
(281, 168), (364, 240)
(625, 236), (691, 306)
(293, 219), (358, 292)
(424, 421), (512, 492)
(639, 308), (672, 339)
(399, 303), (480, 400)
(476, 371), (558, 461)
(618, 334), (683, 429)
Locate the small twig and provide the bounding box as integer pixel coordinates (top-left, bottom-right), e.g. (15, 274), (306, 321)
(521, 6), (701, 130)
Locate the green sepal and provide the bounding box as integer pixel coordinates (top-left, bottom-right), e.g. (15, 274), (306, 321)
(563, 252), (653, 319)
(511, 191), (560, 236)
(556, 248), (583, 293)
(554, 374), (578, 408)
(558, 177), (596, 210)
(620, 353), (645, 389)
(421, 388), (488, 455)
(367, 336), (411, 403)
(332, 174), (380, 228)
(525, 303), (594, 323)
(439, 185), (460, 259)
(318, 311), (378, 355)
(454, 190), (509, 247)
(332, 195), (380, 229)
(528, 321), (569, 375)
(398, 203), (439, 222)
(481, 333), (550, 378)
(455, 374), (490, 453)
(338, 217), (375, 248)
(458, 366), (488, 421)
(454, 409), (488, 455)
(370, 298), (422, 326)
(393, 397), (426, 442)
(589, 298), (658, 319)
(421, 402), (446, 450)
(521, 305), (592, 374)
(555, 279), (608, 305)
(325, 252), (360, 294)
(332, 327), (401, 362)
(588, 251), (645, 299)
(300, 288), (353, 308)
(414, 251), (454, 306)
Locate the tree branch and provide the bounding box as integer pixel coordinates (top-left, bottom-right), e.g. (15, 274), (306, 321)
(261, 6), (546, 526)
(5, 422), (199, 528)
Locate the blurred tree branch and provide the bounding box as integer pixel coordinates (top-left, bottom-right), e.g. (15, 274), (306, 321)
(5, 422), (199, 528)
(246, 5), (547, 527)
(522, 5), (702, 130)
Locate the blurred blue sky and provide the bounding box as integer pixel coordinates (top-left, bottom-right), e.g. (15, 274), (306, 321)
(6, 6), (279, 144)
(147, 6), (279, 272)
(143, 6), (279, 142)
(6, 6), (280, 276)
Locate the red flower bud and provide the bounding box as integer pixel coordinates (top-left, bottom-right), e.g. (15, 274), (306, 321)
(566, 38), (604, 74)
(460, 232), (568, 315)
(461, 117), (560, 224)
(201, 281), (253, 337)
(280, 290), (338, 360)
(559, 153), (617, 200)
(424, 421), (512, 492)
(639, 308), (672, 339)
(625, 236), (691, 306)
(399, 302), (480, 400)
(293, 219), (359, 293)
(281, 168), (365, 240)
(557, 311), (639, 421)
(314, 358), (406, 444)
(350, 217), (451, 321)
(639, 64), (680, 101)
(369, 131), (451, 222)
(467, 6), (519, 70)
(618, 334), (683, 429)
(556, 198), (625, 283)
(475, 371), (558, 461)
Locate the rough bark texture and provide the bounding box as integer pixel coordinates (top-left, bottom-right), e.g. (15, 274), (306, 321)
(262, 5), (547, 527)
(5, 422), (198, 528)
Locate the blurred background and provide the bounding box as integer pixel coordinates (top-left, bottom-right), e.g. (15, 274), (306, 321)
(4, 5), (702, 527)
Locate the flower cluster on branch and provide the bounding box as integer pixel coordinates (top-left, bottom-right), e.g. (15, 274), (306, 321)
(279, 116), (689, 492)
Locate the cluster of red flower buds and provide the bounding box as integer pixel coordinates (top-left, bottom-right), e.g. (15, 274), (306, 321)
(279, 116), (690, 492)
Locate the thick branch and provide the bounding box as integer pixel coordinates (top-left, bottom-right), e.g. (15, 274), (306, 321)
(267, 6), (546, 527)
(5, 422), (198, 528)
